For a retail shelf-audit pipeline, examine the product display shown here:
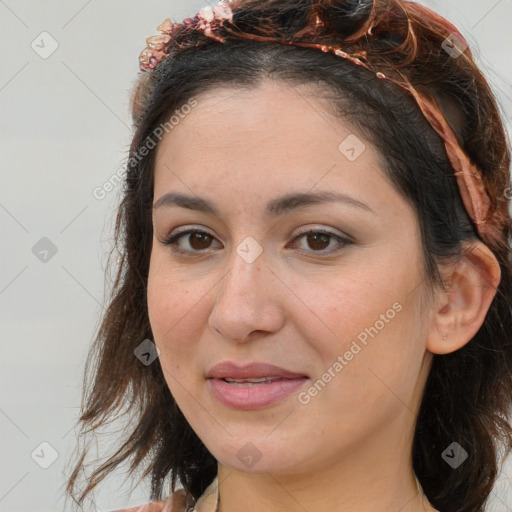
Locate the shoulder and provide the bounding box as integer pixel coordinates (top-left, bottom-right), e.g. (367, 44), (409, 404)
(109, 488), (189, 512)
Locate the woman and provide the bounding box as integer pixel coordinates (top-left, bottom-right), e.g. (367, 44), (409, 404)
(64, 1), (512, 511)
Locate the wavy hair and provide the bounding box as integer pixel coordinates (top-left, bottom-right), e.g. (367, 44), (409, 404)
(64, 1), (512, 511)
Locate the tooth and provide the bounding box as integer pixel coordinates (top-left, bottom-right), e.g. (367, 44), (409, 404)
(224, 377), (280, 383)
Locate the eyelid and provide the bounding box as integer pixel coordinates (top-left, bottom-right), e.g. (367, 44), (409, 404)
(161, 223), (354, 256)
(292, 224), (354, 242)
(169, 225), (215, 237)
(165, 224), (352, 241)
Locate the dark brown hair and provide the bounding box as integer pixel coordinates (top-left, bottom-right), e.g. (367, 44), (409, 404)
(64, 1), (512, 511)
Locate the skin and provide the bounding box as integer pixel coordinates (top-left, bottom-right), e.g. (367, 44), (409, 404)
(147, 80), (500, 512)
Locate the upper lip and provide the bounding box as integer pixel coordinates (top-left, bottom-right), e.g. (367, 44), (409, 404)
(206, 362), (308, 380)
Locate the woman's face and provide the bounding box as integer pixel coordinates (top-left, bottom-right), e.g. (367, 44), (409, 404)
(147, 80), (436, 476)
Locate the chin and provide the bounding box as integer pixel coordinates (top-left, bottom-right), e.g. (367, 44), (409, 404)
(207, 435), (307, 475)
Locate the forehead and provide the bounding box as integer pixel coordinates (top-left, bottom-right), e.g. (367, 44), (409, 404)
(151, 80), (404, 222)
(154, 80), (367, 174)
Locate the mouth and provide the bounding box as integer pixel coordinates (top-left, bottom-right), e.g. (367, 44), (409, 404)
(220, 376), (292, 386)
(206, 361), (309, 409)
(206, 361), (308, 380)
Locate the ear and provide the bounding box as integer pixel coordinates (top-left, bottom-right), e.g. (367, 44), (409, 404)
(426, 241), (501, 355)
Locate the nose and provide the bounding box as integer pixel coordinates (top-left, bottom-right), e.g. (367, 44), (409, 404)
(208, 249), (285, 343)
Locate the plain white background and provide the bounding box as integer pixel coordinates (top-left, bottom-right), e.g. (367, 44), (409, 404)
(1, 1), (511, 511)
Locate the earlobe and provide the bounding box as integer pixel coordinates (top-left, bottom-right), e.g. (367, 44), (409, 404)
(426, 242), (501, 355)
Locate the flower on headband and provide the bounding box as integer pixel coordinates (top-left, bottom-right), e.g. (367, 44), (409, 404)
(139, 1), (233, 71)
(139, 18), (181, 71)
(199, 3), (233, 23)
(196, 2), (233, 42)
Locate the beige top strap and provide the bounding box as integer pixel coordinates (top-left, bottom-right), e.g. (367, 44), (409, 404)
(193, 476), (219, 512)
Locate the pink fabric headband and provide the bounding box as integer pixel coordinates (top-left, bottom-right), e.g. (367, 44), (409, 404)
(137, 0), (509, 252)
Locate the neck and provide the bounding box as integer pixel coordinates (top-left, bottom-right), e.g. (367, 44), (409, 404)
(216, 467), (436, 512)
(216, 416), (438, 512)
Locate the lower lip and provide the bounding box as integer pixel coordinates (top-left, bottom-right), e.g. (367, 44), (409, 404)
(208, 377), (308, 410)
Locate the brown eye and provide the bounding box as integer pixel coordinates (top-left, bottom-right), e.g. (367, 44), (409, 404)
(188, 232), (214, 250)
(305, 232), (331, 251)
(162, 229), (221, 255)
(289, 228), (352, 254)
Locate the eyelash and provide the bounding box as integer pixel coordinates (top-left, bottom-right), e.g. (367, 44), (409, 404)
(161, 227), (353, 256)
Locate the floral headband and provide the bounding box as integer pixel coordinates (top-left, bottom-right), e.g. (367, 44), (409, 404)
(137, 0), (509, 252)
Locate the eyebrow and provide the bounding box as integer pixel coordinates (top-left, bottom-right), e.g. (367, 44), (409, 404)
(152, 191), (374, 216)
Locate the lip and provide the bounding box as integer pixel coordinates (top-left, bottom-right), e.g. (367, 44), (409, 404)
(206, 361), (308, 380)
(206, 361), (309, 410)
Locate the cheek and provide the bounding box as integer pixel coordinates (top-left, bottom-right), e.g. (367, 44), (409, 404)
(289, 263), (405, 347)
(146, 250), (214, 380)
(147, 272), (199, 405)
(147, 254), (190, 363)
(147, 248), (198, 336)
(293, 256), (427, 382)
